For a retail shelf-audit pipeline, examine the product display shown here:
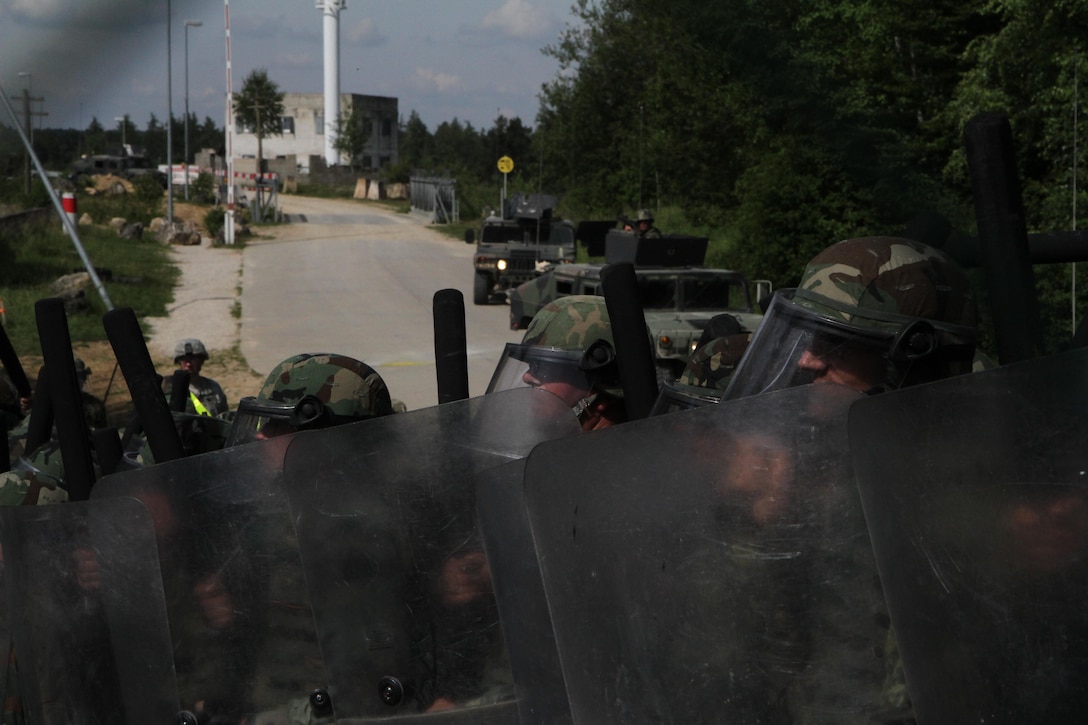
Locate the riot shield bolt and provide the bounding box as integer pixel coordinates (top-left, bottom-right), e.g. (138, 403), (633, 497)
(378, 676), (404, 706)
(175, 712), (199, 725)
(309, 688), (333, 715)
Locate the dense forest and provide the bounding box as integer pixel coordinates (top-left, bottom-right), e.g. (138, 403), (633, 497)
(3, 0), (1088, 350)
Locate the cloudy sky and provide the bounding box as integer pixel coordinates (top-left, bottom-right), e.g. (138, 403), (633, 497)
(0, 0), (580, 134)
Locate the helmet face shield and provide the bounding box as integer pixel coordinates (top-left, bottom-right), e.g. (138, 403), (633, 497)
(226, 394), (349, 447)
(487, 343), (593, 401)
(723, 290), (894, 401)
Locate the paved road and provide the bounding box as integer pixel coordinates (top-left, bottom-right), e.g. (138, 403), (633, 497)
(240, 196), (524, 412)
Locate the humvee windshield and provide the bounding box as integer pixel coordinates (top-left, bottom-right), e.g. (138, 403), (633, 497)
(636, 274), (750, 311)
(481, 222), (551, 245)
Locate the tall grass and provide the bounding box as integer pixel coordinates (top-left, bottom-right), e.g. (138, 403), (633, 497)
(0, 215), (178, 358)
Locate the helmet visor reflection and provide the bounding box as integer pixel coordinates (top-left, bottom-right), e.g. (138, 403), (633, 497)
(225, 395), (336, 447)
(486, 343), (592, 394)
(722, 290), (892, 402)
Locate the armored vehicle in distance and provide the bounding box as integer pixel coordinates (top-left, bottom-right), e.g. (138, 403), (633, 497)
(467, 193), (576, 305)
(509, 230), (769, 380)
(70, 144), (166, 188)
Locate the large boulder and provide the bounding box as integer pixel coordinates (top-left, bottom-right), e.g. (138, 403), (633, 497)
(119, 222), (144, 241)
(156, 220), (201, 246)
(51, 272), (91, 313)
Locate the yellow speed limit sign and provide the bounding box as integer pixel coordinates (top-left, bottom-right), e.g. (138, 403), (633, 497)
(497, 156), (514, 174)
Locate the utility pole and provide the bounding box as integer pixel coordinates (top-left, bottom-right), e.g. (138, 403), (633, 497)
(14, 72), (45, 195)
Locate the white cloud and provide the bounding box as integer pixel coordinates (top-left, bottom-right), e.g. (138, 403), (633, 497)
(346, 17), (386, 46)
(481, 0), (550, 40)
(415, 67), (462, 93)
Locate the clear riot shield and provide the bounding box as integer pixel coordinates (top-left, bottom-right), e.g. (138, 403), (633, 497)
(0, 499), (177, 723)
(86, 433), (329, 723)
(477, 459), (572, 724)
(520, 383), (911, 723)
(850, 348), (1088, 724)
(282, 388), (579, 721)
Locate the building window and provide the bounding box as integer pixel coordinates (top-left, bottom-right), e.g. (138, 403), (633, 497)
(382, 119), (392, 138)
(281, 116), (295, 134)
(315, 113), (324, 135)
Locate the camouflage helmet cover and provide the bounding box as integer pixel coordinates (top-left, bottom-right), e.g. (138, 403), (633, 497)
(793, 236), (976, 340)
(522, 295), (615, 352)
(258, 352), (394, 420)
(678, 333), (752, 391)
(636, 209), (654, 223)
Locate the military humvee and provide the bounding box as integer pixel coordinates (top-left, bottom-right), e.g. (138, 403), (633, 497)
(466, 192), (576, 305)
(509, 230), (770, 380)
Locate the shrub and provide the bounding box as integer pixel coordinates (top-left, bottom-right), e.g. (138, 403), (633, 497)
(191, 172), (217, 204)
(204, 206), (225, 238)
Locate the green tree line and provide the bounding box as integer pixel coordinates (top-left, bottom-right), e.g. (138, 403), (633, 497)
(525, 0), (1088, 353)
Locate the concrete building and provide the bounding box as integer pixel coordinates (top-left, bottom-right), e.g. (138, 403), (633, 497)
(232, 92), (398, 174)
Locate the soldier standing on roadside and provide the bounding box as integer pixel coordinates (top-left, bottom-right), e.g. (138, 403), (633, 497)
(167, 339), (229, 417)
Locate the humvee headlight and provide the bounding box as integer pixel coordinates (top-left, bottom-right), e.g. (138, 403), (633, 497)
(497, 259), (508, 271)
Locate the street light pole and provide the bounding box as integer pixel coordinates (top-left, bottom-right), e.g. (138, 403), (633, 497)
(185, 19), (203, 200)
(167, 0), (174, 225)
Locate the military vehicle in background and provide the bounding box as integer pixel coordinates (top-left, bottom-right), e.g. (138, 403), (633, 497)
(466, 192), (577, 305)
(69, 144), (167, 188)
(509, 230), (771, 381)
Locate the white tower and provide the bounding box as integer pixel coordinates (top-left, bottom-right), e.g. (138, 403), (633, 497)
(317, 0), (346, 167)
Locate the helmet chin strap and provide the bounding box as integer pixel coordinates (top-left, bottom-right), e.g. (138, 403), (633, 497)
(572, 392), (599, 421)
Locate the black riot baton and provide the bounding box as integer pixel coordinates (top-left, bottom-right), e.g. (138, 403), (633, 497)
(0, 320), (31, 403)
(433, 288), (470, 404)
(23, 365), (53, 457)
(169, 370), (191, 412)
(600, 262), (660, 420)
(35, 298), (96, 500)
(103, 307), (185, 464)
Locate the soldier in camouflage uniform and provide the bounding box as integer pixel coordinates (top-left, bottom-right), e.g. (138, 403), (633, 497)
(707, 236), (978, 723)
(488, 295), (627, 431)
(227, 353), (395, 447)
(724, 236), (977, 400)
(635, 209), (662, 239)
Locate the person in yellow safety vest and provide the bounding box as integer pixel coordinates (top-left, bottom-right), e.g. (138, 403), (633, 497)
(166, 338), (229, 417)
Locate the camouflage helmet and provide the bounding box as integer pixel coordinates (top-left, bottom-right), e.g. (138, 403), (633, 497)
(488, 295), (622, 400)
(522, 295), (615, 352)
(724, 237), (978, 400)
(793, 236), (977, 337)
(636, 209), (654, 223)
(174, 338), (209, 363)
(227, 353), (393, 447)
(677, 333), (752, 391)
